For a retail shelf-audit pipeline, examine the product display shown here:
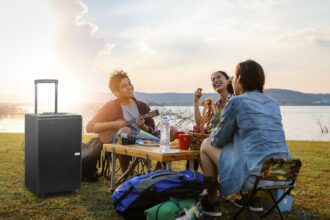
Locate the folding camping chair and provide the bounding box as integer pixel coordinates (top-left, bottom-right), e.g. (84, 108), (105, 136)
(234, 158), (302, 220)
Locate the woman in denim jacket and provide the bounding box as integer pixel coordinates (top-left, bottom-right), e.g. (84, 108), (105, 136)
(200, 60), (290, 217)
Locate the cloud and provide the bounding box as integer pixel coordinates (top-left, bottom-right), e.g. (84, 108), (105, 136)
(230, 0), (287, 8)
(53, 0), (330, 93)
(50, 0), (106, 75)
(315, 38), (330, 47)
(275, 27), (330, 49)
(1, 0), (329, 104)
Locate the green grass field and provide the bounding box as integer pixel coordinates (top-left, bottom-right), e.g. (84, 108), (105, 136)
(0, 133), (329, 219)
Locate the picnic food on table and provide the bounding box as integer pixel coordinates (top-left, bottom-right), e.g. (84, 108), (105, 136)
(143, 140), (159, 145)
(170, 139), (179, 149)
(189, 132), (210, 150)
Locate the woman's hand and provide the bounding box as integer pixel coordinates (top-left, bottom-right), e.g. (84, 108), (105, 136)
(194, 88), (203, 126)
(194, 88), (203, 103)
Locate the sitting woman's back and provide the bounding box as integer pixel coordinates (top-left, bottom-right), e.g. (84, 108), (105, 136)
(200, 60), (290, 216)
(211, 91), (289, 195)
(209, 60), (290, 196)
(235, 92), (287, 155)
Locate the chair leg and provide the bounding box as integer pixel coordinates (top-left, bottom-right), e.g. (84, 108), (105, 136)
(234, 191), (247, 219)
(234, 204), (245, 219)
(261, 190), (286, 220)
(244, 192), (257, 220)
(234, 191), (257, 220)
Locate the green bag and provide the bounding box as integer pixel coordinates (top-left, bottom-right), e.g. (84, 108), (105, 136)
(145, 197), (196, 220)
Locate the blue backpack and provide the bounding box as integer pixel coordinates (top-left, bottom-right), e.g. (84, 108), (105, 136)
(112, 169), (205, 219)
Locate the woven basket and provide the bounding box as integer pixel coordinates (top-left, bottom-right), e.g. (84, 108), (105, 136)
(188, 132), (209, 150)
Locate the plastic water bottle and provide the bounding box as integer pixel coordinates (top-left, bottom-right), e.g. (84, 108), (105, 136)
(160, 115), (170, 153)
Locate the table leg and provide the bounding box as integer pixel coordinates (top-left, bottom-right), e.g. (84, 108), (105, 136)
(116, 158), (139, 186)
(147, 160), (151, 172)
(110, 150), (116, 192)
(188, 159), (194, 170)
(165, 162), (172, 170)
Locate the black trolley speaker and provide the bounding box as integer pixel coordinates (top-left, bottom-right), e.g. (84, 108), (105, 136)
(25, 79), (82, 196)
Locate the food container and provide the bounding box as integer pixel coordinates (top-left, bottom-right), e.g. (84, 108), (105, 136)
(188, 132), (209, 150)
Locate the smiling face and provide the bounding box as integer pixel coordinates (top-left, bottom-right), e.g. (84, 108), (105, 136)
(211, 72), (229, 93)
(115, 77), (134, 99)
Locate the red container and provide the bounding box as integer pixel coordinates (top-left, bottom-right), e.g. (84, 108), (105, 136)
(175, 131), (185, 139)
(178, 134), (191, 150)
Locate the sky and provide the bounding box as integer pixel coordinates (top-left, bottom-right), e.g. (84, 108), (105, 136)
(0, 0), (330, 105)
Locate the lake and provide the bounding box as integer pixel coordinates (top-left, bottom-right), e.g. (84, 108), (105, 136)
(0, 106), (329, 141)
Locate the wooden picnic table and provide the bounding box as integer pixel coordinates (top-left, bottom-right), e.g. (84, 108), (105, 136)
(103, 143), (200, 191)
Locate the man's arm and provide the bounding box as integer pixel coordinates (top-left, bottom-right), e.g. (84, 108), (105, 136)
(137, 101), (156, 133)
(86, 102), (126, 133)
(88, 120), (127, 133)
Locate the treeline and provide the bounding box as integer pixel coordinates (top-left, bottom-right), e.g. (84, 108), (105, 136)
(0, 104), (26, 119)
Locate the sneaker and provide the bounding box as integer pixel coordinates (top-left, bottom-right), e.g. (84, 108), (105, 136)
(233, 197), (264, 212)
(200, 189), (208, 196)
(201, 198), (222, 217)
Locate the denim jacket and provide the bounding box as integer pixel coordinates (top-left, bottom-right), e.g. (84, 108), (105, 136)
(210, 91), (289, 196)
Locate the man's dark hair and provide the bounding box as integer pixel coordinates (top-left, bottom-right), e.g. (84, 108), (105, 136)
(226, 80), (234, 94)
(109, 70), (130, 94)
(237, 60), (265, 93)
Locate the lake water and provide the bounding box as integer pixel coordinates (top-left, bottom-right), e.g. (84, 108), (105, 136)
(1, 106), (329, 141)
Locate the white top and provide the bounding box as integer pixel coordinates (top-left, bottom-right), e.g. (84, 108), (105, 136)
(121, 103), (140, 132)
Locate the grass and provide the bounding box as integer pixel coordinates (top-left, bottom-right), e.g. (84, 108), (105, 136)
(0, 133), (329, 219)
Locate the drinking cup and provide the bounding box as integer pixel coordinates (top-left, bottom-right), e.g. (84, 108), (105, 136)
(178, 134), (191, 150)
(175, 131), (185, 139)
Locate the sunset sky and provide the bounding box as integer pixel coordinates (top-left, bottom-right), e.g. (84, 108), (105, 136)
(0, 0), (329, 105)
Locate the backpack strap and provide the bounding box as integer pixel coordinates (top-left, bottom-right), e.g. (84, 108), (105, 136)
(148, 171), (176, 179)
(135, 173), (186, 192)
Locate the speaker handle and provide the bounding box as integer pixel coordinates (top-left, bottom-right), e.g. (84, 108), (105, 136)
(34, 79), (58, 114)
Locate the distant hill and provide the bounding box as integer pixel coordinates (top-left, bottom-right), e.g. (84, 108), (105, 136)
(134, 89), (330, 106)
(265, 89), (330, 105)
(1, 89), (330, 106)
